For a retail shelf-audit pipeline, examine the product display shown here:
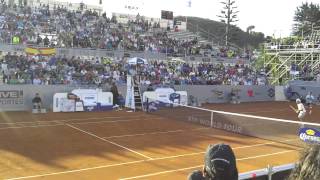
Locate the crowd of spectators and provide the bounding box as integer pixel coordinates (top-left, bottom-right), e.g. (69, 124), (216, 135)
(0, 2), (262, 86)
(138, 60), (267, 85)
(0, 2), (253, 59)
(0, 52), (267, 86)
(289, 63), (320, 81)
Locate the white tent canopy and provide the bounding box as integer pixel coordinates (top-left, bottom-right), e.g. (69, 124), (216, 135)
(127, 57), (148, 65)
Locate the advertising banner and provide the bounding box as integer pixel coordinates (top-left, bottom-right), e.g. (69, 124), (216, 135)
(25, 47), (56, 56)
(0, 90), (24, 106)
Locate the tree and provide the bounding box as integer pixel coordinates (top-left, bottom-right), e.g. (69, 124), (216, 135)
(217, 0), (239, 47)
(246, 25), (255, 34)
(293, 2), (320, 36)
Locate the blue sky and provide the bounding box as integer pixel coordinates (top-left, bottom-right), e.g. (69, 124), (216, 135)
(57, 0), (320, 37)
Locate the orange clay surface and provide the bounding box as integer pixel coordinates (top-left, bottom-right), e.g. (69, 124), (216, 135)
(1, 101), (318, 180)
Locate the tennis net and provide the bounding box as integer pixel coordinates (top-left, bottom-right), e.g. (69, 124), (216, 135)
(145, 97), (320, 146)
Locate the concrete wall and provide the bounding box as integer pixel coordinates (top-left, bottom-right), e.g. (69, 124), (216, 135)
(174, 85), (275, 104)
(287, 81), (320, 100)
(0, 85), (275, 111)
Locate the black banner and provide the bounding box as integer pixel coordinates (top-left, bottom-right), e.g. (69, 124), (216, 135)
(161, 10), (173, 20)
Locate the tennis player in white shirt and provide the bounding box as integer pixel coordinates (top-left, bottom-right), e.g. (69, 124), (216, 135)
(295, 98), (306, 121)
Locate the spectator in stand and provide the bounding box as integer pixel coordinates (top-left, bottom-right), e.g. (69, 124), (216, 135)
(43, 36), (49, 46)
(287, 144), (320, 180)
(188, 143), (238, 180)
(146, 84), (154, 91)
(110, 82), (119, 108)
(33, 76), (42, 85)
(305, 91), (315, 115)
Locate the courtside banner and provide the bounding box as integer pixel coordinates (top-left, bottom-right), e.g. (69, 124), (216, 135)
(0, 90), (24, 111)
(0, 90), (24, 105)
(25, 47), (56, 56)
(299, 128), (320, 144)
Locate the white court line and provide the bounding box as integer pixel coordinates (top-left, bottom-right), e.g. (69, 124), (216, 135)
(5, 138), (301, 180)
(5, 160), (147, 180)
(0, 115), (151, 125)
(0, 116), (120, 125)
(104, 127), (210, 139)
(119, 165), (203, 180)
(148, 138), (300, 161)
(71, 118), (161, 125)
(0, 123), (65, 130)
(119, 149), (301, 180)
(0, 118), (160, 130)
(66, 124), (153, 160)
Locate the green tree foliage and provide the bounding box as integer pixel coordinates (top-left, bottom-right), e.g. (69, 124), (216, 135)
(293, 2), (320, 36)
(281, 36), (303, 45)
(175, 16), (265, 49)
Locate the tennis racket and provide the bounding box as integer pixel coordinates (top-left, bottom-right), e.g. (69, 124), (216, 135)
(289, 105), (297, 113)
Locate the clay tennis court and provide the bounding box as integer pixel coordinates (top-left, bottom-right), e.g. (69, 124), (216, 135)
(0, 101), (319, 180)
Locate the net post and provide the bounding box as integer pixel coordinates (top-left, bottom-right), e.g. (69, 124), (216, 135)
(267, 164), (273, 180)
(210, 111), (213, 128)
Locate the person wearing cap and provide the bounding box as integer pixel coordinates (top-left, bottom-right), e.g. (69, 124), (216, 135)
(188, 143), (238, 180)
(295, 98), (306, 122)
(305, 92), (314, 115)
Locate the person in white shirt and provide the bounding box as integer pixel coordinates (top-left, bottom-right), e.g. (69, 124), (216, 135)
(33, 77), (42, 85)
(296, 98), (306, 122)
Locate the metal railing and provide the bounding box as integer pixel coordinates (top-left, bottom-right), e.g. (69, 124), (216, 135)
(239, 163), (295, 180)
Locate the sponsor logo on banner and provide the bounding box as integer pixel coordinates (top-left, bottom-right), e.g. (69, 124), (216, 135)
(187, 115), (242, 133)
(0, 90), (24, 105)
(169, 93), (180, 102)
(299, 128), (320, 144)
(212, 90), (224, 99)
(247, 89), (254, 97)
(268, 88), (275, 97)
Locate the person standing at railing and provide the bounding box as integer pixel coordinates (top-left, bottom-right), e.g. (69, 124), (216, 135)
(316, 73), (320, 82)
(110, 82), (119, 108)
(305, 92), (315, 115)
